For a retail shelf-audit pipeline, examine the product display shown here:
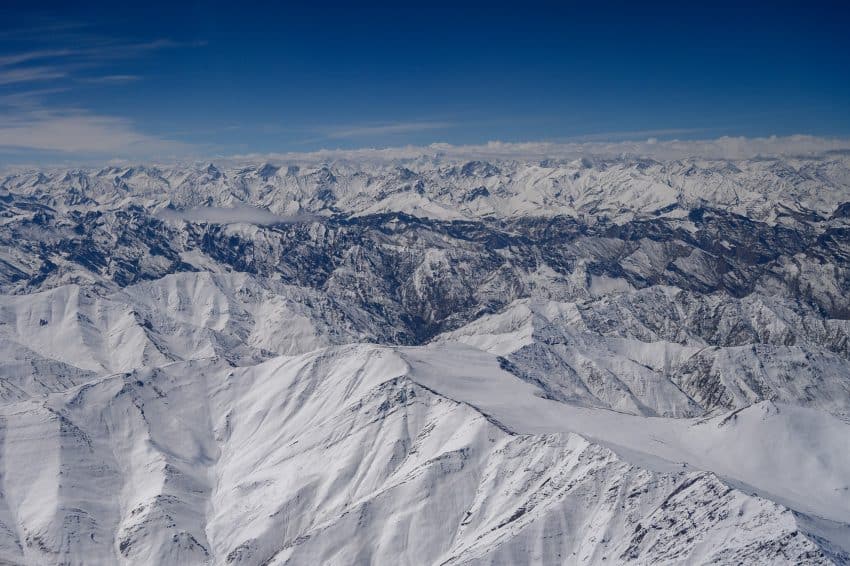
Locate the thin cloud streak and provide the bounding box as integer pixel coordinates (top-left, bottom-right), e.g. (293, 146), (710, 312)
(157, 205), (315, 226)
(0, 88), (69, 108)
(0, 39), (202, 71)
(564, 128), (710, 142)
(326, 121), (455, 139)
(0, 29), (205, 161)
(0, 49), (75, 67)
(79, 74), (142, 84)
(0, 22), (88, 42)
(0, 66), (67, 86)
(0, 110), (189, 155)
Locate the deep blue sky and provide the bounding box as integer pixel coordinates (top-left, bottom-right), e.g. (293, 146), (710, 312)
(0, 0), (848, 162)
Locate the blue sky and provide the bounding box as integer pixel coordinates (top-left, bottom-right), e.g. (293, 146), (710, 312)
(0, 0), (848, 163)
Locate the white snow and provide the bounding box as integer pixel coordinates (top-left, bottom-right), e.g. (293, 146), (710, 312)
(1, 152), (850, 564)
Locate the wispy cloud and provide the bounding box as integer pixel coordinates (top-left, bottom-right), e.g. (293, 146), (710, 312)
(0, 109), (188, 155)
(69, 38), (207, 62)
(0, 26), (204, 160)
(0, 66), (67, 86)
(79, 74), (142, 84)
(0, 88), (69, 113)
(0, 38), (202, 79)
(0, 49), (75, 67)
(564, 128), (710, 142)
(0, 22), (88, 42)
(326, 121), (455, 139)
(157, 205), (315, 226)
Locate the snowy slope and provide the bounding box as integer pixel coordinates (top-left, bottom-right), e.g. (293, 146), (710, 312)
(1, 151), (849, 564)
(0, 345), (846, 565)
(435, 297), (850, 419)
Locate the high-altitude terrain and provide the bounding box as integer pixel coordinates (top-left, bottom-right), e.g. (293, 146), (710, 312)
(1, 149), (849, 564)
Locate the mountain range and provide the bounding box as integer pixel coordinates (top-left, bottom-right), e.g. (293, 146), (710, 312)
(0, 152), (849, 564)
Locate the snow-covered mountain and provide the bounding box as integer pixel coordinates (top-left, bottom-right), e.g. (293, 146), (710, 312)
(0, 152), (849, 564)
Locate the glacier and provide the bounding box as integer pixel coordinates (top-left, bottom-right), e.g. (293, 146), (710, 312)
(0, 150), (849, 564)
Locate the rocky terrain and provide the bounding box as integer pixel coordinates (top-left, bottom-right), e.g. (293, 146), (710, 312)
(0, 151), (849, 564)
